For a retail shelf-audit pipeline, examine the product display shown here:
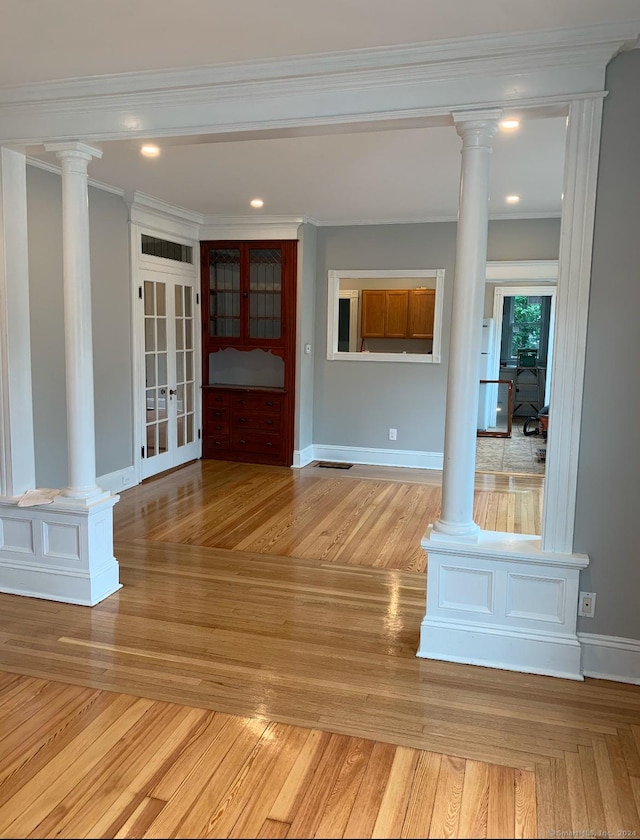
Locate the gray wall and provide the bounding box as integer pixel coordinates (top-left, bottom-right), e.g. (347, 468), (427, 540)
(314, 219), (560, 453)
(574, 50), (640, 639)
(27, 165), (131, 488)
(295, 222), (317, 453)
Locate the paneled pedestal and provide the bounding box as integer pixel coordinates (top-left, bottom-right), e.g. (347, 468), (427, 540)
(418, 528), (589, 680)
(0, 495), (121, 605)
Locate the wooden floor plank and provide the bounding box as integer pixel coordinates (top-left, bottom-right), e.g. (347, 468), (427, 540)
(427, 754), (465, 839)
(578, 743), (608, 833)
(514, 769), (537, 839)
(457, 759), (489, 839)
(313, 738), (374, 839)
(487, 764), (515, 839)
(342, 742), (397, 839)
(400, 750), (441, 838)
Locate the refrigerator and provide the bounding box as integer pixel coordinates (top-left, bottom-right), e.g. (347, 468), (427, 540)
(477, 318), (496, 431)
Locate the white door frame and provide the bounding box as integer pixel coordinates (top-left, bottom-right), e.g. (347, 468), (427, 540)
(128, 209), (201, 485)
(490, 282), (557, 407)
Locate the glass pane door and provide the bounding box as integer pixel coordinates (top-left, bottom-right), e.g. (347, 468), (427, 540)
(248, 247), (282, 340)
(141, 268), (200, 479)
(144, 279), (169, 460)
(209, 248), (241, 338)
(175, 283), (196, 449)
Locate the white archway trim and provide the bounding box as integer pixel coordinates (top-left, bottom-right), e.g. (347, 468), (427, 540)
(543, 97), (604, 555)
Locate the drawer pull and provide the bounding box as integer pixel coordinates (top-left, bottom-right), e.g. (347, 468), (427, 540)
(238, 399), (246, 406)
(265, 419), (273, 426)
(215, 441), (222, 446)
(266, 441), (273, 447)
(239, 417), (247, 423)
(265, 401), (274, 407)
(239, 439), (246, 445)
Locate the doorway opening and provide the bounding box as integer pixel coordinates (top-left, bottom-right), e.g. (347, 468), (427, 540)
(477, 277), (556, 475)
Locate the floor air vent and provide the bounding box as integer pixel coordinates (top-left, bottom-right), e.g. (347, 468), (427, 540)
(316, 462), (353, 470)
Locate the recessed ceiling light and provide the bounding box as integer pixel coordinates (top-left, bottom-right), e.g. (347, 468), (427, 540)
(505, 194), (521, 203)
(250, 198), (264, 208)
(500, 119), (520, 130)
(140, 144), (160, 157)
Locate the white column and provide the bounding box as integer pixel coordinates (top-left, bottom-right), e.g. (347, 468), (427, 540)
(432, 110), (501, 540)
(44, 142), (106, 502)
(0, 148), (36, 497)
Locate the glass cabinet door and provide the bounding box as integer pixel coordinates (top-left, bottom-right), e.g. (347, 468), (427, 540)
(248, 247), (282, 341)
(208, 248), (241, 338)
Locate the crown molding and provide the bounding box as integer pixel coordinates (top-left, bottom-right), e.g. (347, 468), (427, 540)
(200, 215), (309, 241)
(0, 24), (636, 145)
(124, 190), (203, 225)
(124, 190), (203, 243)
(0, 22), (637, 106)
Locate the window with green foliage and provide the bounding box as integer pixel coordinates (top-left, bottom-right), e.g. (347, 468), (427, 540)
(501, 295), (551, 366)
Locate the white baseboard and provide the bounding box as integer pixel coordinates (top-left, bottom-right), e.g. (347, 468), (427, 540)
(0, 559), (121, 606)
(419, 616), (583, 680)
(578, 632), (640, 684)
(98, 465), (137, 493)
(292, 445), (315, 468)
(312, 444), (443, 470)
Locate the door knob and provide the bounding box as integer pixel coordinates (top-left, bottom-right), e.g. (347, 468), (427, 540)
(169, 388), (177, 397)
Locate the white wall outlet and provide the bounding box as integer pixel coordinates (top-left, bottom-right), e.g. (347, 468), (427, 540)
(389, 428), (397, 441)
(578, 591), (596, 618)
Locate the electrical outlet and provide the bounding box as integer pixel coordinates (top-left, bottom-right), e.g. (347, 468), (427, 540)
(578, 591), (596, 618)
(388, 428), (397, 441)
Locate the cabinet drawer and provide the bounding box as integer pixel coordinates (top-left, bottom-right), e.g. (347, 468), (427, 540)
(232, 394), (282, 413)
(204, 435), (230, 453)
(205, 392), (230, 408)
(231, 411), (281, 432)
(231, 429), (281, 454)
(206, 419), (230, 435)
(207, 407), (229, 422)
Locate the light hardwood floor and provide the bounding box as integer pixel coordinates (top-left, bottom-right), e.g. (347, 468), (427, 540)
(0, 460), (638, 839)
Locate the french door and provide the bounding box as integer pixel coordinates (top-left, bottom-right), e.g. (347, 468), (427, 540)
(141, 267), (200, 478)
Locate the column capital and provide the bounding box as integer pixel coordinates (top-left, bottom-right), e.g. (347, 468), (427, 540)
(452, 108), (502, 145)
(44, 141), (103, 164)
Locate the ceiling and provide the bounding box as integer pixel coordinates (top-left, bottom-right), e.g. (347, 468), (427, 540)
(8, 0), (639, 224)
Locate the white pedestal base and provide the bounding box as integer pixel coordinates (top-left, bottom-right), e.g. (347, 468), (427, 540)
(0, 494), (121, 605)
(418, 527), (589, 680)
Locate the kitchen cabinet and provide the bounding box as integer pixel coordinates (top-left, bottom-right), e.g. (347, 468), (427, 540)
(361, 288), (435, 339)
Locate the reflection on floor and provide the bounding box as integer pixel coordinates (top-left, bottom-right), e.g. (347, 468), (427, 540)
(476, 418), (547, 475)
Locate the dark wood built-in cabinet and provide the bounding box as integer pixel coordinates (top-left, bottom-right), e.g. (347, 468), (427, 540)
(201, 240), (297, 466)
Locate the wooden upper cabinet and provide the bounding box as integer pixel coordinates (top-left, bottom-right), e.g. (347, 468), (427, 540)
(407, 289), (435, 339)
(360, 290), (386, 338)
(384, 291), (409, 337)
(361, 288), (434, 339)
